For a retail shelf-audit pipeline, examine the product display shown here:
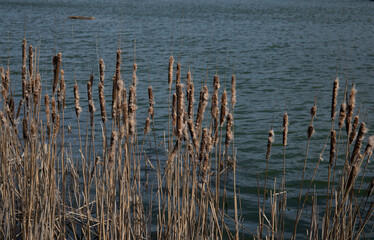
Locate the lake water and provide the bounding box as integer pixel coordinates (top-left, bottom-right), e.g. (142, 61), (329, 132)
(1, 0), (374, 237)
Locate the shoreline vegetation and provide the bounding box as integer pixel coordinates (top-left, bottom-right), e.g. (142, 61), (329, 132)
(0, 38), (373, 239)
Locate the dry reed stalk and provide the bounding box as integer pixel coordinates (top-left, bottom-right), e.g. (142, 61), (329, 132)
(172, 93), (177, 127)
(331, 77), (339, 120)
(168, 56), (174, 90)
(225, 113), (233, 148)
(231, 75), (236, 109)
(346, 85), (357, 135)
(52, 53), (62, 94)
(220, 90), (227, 126)
(339, 103), (346, 128)
(350, 122), (367, 165)
(195, 85), (209, 130)
(349, 115), (359, 145)
(176, 83), (184, 139)
(98, 82), (106, 123)
(74, 83), (82, 117)
(58, 69), (66, 110)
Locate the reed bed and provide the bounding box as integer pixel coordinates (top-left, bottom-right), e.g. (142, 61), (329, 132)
(0, 38), (373, 240)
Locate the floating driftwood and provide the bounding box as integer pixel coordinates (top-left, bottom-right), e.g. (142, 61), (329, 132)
(68, 16), (95, 20)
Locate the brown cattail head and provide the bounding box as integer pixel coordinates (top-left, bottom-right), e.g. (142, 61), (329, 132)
(98, 82), (106, 123)
(52, 52), (62, 94)
(231, 74), (236, 109)
(199, 128), (209, 161)
(188, 120), (199, 150)
(266, 129), (275, 160)
(211, 75), (220, 120)
(168, 55), (174, 90)
(172, 93), (177, 127)
(22, 118), (28, 140)
(45, 94), (50, 122)
(22, 65), (27, 99)
(346, 85), (357, 135)
(53, 115), (60, 138)
(338, 102), (346, 128)
(51, 97), (57, 124)
(308, 124), (315, 139)
(350, 122), (367, 165)
(176, 62), (181, 85)
(29, 45), (34, 81)
(331, 77), (339, 120)
(349, 115), (359, 145)
(144, 117), (151, 135)
(22, 38), (27, 67)
(283, 112), (289, 146)
(132, 63), (137, 88)
(33, 73), (41, 106)
(225, 113), (234, 147)
(176, 83), (185, 138)
(186, 70), (191, 89)
(122, 88), (128, 126)
(311, 104), (317, 118)
(195, 85), (209, 130)
(220, 90), (227, 126)
(187, 82), (194, 121)
(148, 86), (154, 106)
(364, 135), (374, 157)
(99, 58), (105, 84)
(112, 75), (117, 118)
(109, 131), (118, 166)
(74, 83), (82, 118)
(87, 76), (96, 126)
(346, 165), (358, 192)
(58, 69), (66, 110)
(329, 130), (336, 166)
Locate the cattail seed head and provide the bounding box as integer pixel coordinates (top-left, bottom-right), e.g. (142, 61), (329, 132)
(98, 82), (106, 123)
(53, 115), (60, 138)
(346, 165), (358, 192)
(346, 85), (357, 135)
(338, 103), (346, 128)
(199, 128), (209, 161)
(266, 129), (275, 160)
(132, 63), (137, 88)
(74, 83), (82, 117)
(329, 130), (336, 166)
(29, 45), (33, 81)
(144, 117), (151, 135)
(231, 74), (236, 108)
(283, 112), (289, 146)
(195, 85), (209, 130)
(122, 88), (128, 127)
(22, 38), (27, 67)
(225, 113), (234, 147)
(364, 135), (374, 157)
(188, 120), (199, 150)
(331, 77), (339, 120)
(351, 122), (367, 165)
(51, 97), (56, 124)
(33, 73), (41, 106)
(220, 90), (227, 126)
(58, 69), (66, 110)
(168, 56), (174, 90)
(188, 82), (194, 121)
(349, 115), (359, 145)
(176, 83), (185, 138)
(148, 86), (154, 106)
(22, 118), (28, 140)
(109, 131), (118, 165)
(176, 62), (181, 85)
(99, 58), (105, 84)
(112, 75), (117, 118)
(52, 52), (62, 94)
(172, 93), (177, 127)
(308, 124), (315, 138)
(22, 65), (27, 99)
(211, 75), (220, 120)
(311, 104), (317, 118)
(186, 70), (191, 90)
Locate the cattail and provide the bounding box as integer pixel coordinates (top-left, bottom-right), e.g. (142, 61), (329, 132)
(53, 115), (60, 138)
(364, 136), (374, 157)
(220, 90), (227, 126)
(30, 120), (37, 140)
(176, 62), (181, 85)
(225, 113), (233, 147)
(311, 104), (317, 118)
(346, 85), (357, 135)
(132, 63), (137, 88)
(195, 85), (209, 130)
(129, 119), (135, 140)
(33, 73), (41, 106)
(176, 83), (184, 138)
(144, 117), (151, 135)
(128, 86), (137, 139)
(368, 177), (374, 196)
(331, 77), (339, 120)
(329, 130), (336, 166)
(109, 131), (118, 166)
(148, 86), (154, 118)
(186, 70), (192, 95)
(22, 38), (27, 67)
(52, 52), (62, 94)
(199, 128), (209, 161)
(51, 97), (57, 124)
(22, 118), (28, 140)
(346, 165), (358, 192)
(188, 120), (199, 149)
(266, 129), (275, 160)
(168, 55), (174, 90)
(111, 75), (117, 118)
(349, 115), (359, 145)
(3, 68), (10, 99)
(45, 95), (50, 122)
(172, 93), (177, 127)
(308, 124), (315, 138)
(283, 112), (289, 146)
(211, 75), (220, 120)
(231, 74), (236, 108)
(98, 82), (106, 123)
(87, 75), (96, 126)
(74, 83), (82, 118)
(99, 58), (105, 84)
(122, 88), (128, 125)
(115, 50), (122, 85)
(338, 103), (346, 128)
(29, 45), (33, 81)
(187, 82), (194, 121)
(351, 122), (367, 165)
(58, 69), (66, 110)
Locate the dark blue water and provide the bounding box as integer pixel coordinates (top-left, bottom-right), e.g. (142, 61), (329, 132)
(1, 0), (373, 237)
